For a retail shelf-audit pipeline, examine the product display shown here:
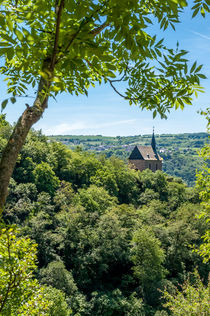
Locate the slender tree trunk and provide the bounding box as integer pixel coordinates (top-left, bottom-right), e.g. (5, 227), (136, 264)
(0, 77), (50, 215)
(0, 0), (64, 215)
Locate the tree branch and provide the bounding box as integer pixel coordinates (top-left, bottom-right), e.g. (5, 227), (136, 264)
(109, 65), (128, 83)
(38, 28), (53, 34)
(89, 21), (109, 36)
(108, 79), (128, 99)
(50, 0), (65, 71)
(85, 58), (129, 100)
(63, 23), (84, 54)
(62, 1), (110, 55)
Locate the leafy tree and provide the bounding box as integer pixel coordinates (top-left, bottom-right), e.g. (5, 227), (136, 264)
(195, 109), (210, 263)
(13, 156), (36, 183)
(0, 114), (12, 142)
(75, 184), (117, 213)
(26, 210), (58, 267)
(163, 220), (199, 280)
(2, 181), (37, 224)
(33, 162), (60, 196)
(167, 181), (187, 211)
(136, 201), (167, 227)
(43, 286), (72, 316)
(88, 289), (144, 316)
(138, 188), (160, 205)
(53, 181), (75, 211)
(64, 206), (131, 292)
(90, 167), (119, 197)
(130, 227), (167, 309)
(163, 270), (210, 316)
(0, 0), (208, 213)
(19, 131), (50, 164)
(66, 151), (102, 188)
(138, 170), (168, 202)
(131, 227), (166, 287)
(90, 157), (139, 204)
(0, 226), (51, 315)
(39, 261), (77, 296)
(48, 141), (73, 180)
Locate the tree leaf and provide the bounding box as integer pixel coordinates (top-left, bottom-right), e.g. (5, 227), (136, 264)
(10, 97), (16, 104)
(1, 99), (8, 111)
(190, 61), (197, 73)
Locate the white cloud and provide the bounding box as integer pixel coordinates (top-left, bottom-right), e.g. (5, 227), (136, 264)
(98, 119), (136, 128)
(191, 30), (210, 41)
(44, 119), (137, 135)
(45, 122), (86, 135)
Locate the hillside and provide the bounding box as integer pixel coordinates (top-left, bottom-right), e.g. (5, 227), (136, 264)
(0, 120), (209, 315)
(49, 132), (209, 186)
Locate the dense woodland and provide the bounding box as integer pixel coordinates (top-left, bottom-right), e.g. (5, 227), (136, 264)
(50, 133), (209, 186)
(0, 116), (209, 315)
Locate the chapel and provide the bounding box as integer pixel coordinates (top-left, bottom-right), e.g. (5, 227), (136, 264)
(128, 130), (162, 172)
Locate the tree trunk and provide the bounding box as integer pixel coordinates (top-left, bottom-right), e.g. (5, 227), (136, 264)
(0, 0), (65, 215)
(0, 77), (50, 215)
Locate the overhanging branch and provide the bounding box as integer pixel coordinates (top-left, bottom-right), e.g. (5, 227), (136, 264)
(108, 79), (128, 99)
(89, 21), (109, 36)
(62, 1), (110, 56)
(50, 0), (65, 71)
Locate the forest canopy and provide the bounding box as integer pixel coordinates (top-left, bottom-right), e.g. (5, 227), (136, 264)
(0, 118), (209, 315)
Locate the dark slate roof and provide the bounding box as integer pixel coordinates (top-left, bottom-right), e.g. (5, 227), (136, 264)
(128, 146), (144, 160)
(129, 145), (161, 161)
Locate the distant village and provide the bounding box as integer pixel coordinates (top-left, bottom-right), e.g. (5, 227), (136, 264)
(58, 139), (198, 155)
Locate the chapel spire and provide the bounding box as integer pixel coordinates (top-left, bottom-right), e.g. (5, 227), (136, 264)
(151, 127), (156, 152)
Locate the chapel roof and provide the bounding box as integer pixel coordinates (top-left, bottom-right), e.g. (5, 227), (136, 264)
(129, 145), (161, 161)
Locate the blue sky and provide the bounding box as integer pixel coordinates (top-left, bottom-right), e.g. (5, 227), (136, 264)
(1, 4), (210, 136)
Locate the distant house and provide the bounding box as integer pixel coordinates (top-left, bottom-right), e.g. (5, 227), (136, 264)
(128, 131), (162, 172)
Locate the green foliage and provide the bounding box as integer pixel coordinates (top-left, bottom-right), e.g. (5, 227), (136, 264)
(0, 0), (207, 118)
(63, 205), (132, 293)
(3, 181), (37, 224)
(0, 0), (209, 312)
(75, 185), (118, 213)
(68, 153), (102, 189)
(14, 157), (36, 183)
(195, 109), (210, 263)
(131, 228), (166, 286)
(163, 270), (210, 315)
(54, 181), (74, 210)
(0, 114), (12, 141)
(33, 162), (60, 196)
(167, 181), (187, 210)
(90, 157), (139, 204)
(138, 170), (168, 202)
(39, 261), (77, 296)
(0, 226), (51, 315)
(90, 166), (119, 197)
(43, 286), (72, 316)
(192, 0), (210, 18)
(0, 126), (209, 315)
(88, 289), (144, 316)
